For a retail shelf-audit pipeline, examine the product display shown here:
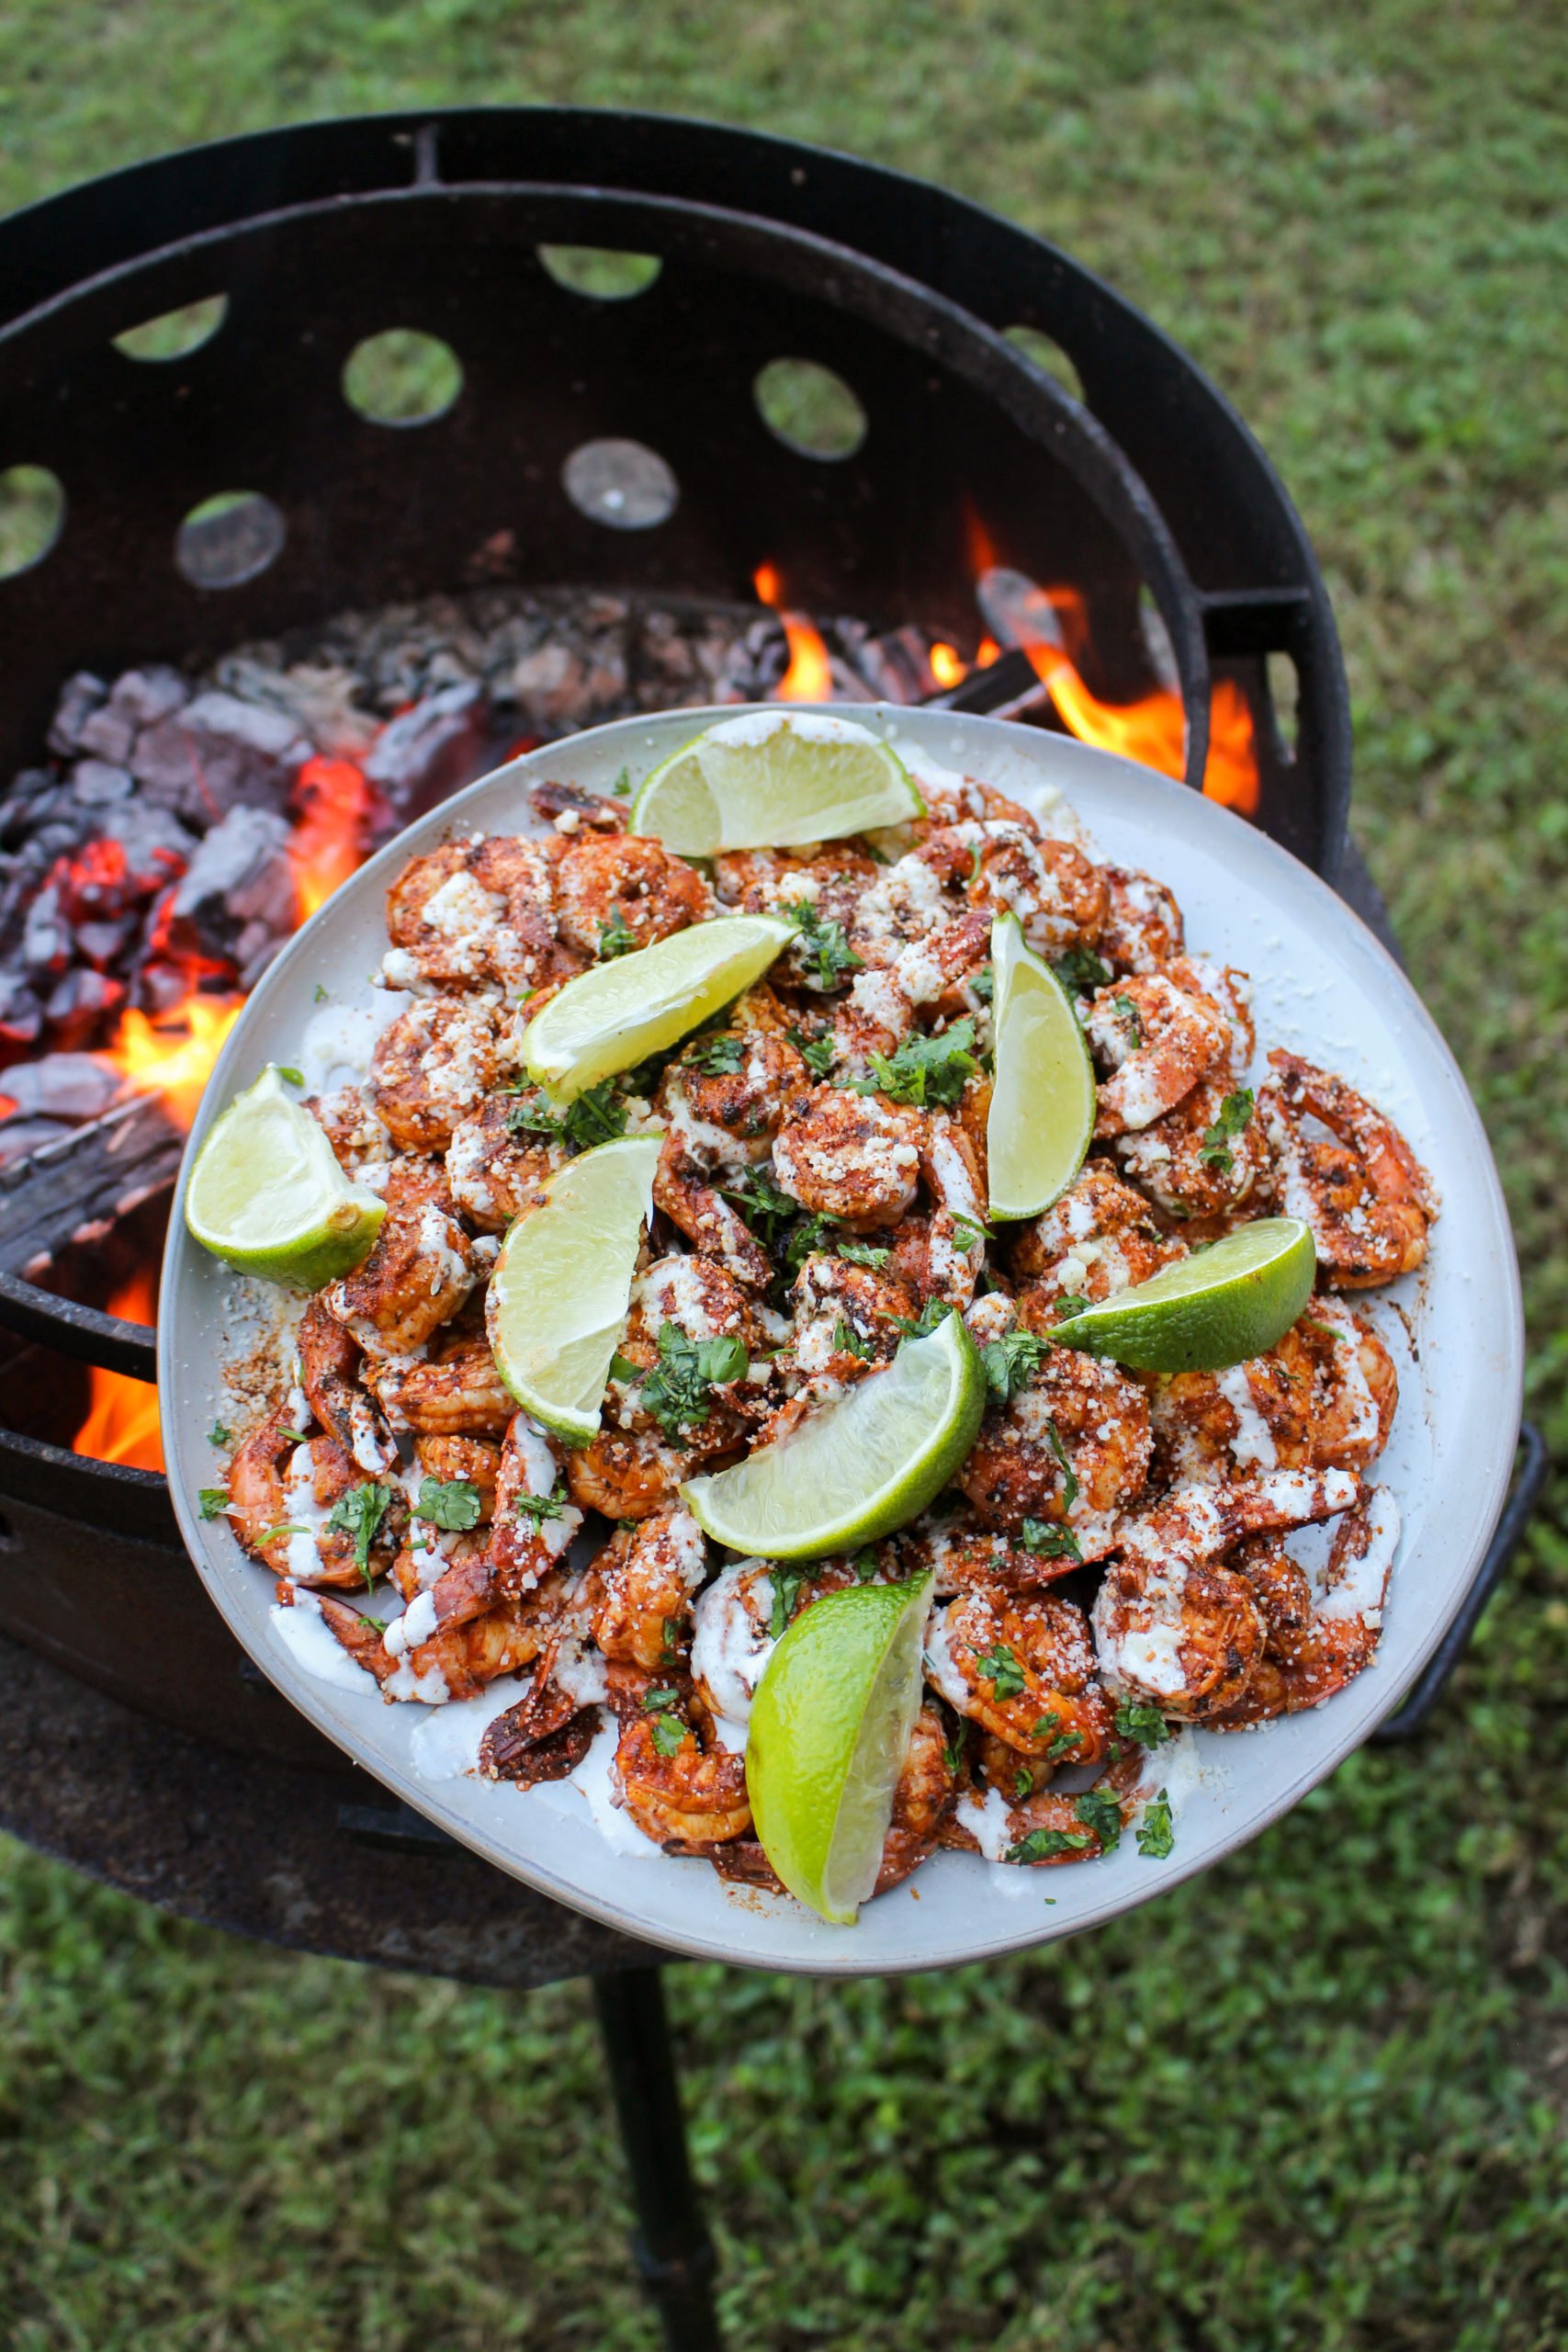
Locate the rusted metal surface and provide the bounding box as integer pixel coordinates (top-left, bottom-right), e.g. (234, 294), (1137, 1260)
(0, 1629), (661, 1987)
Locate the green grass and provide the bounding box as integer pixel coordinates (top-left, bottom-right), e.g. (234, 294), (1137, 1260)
(2, 2), (1566, 2344)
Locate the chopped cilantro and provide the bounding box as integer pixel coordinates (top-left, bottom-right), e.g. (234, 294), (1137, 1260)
(853, 1016), (978, 1109)
(1008, 1826), (1091, 1863)
(974, 1640), (1026, 1701)
(507, 1080), (628, 1152)
(278, 1427), (311, 1446)
(597, 907), (638, 959)
(649, 1714), (687, 1758)
(1302, 1315), (1344, 1341)
(258, 1521), (309, 1545)
(781, 898), (862, 989)
(413, 1478), (483, 1531)
(640, 1686), (681, 1714)
(640, 1322), (749, 1438)
(1055, 1292), (1092, 1320)
(971, 962), (994, 1002)
(208, 1423), (231, 1448)
(768, 1566), (807, 1638)
(950, 1210), (990, 1250)
(1045, 1420), (1080, 1510)
(894, 1299), (956, 1341)
(197, 1487), (229, 1520)
(686, 1031), (745, 1075)
(852, 1548), (881, 1583)
(1053, 945), (1111, 996)
(1114, 1700), (1172, 1748)
(325, 1482), (391, 1583)
(1199, 1085), (1256, 1171)
(1112, 994), (1144, 1045)
(1014, 1766), (1035, 1799)
(979, 1329), (1049, 1404)
(1045, 1727), (1085, 1760)
(611, 765), (632, 797)
(837, 1236), (893, 1270)
(276, 1065), (304, 1086)
(313, 983), (330, 1003)
(1019, 1518), (1082, 1564)
(1075, 1788), (1123, 1852)
(723, 1170), (799, 1247)
(834, 1317), (875, 1362)
(1137, 1790), (1176, 1859)
(609, 1351), (641, 1385)
(788, 1026), (837, 1079)
(941, 1719), (969, 1775)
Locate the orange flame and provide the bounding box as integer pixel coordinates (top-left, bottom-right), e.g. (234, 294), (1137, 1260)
(753, 565), (834, 702)
(929, 641), (966, 689)
(290, 755), (374, 922)
(73, 1268), (163, 1471)
(105, 994), (243, 1131)
(971, 571), (1260, 814)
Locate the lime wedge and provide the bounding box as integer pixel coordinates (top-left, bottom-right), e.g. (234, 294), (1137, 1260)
(747, 1574), (934, 1924)
(185, 1065), (385, 1287)
(1053, 1216), (1317, 1373)
(986, 910), (1096, 1221)
(486, 1136), (660, 1442)
(682, 1313), (985, 1559)
(629, 710), (924, 854)
(523, 915), (795, 1102)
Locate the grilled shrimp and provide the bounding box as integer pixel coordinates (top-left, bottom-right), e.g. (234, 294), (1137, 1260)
(609, 1668), (752, 1846)
(297, 1296), (396, 1475)
(555, 832), (714, 957)
(446, 1094), (566, 1230)
(787, 1250), (916, 1380)
(926, 1583), (1113, 1763)
(491, 1413), (582, 1595)
(1099, 865), (1185, 974)
(653, 1012), (812, 1284)
(958, 1344), (1152, 1556)
(714, 846), (879, 992)
(1090, 1468), (1360, 1719)
(832, 911), (991, 1070)
(230, 1407), (397, 1588)
(1116, 1069), (1269, 1218)
(324, 1175), (474, 1356)
(900, 1509), (1084, 1595)
(364, 1334), (513, 1436)
(567, 1425), (711, 1521)
(307, 1084), (393, 1181)
(773, 1085), (923, 1227)
(916, 820), (1109, 958)
(321, 1577), (566, 1703)
(1010, 1159), (1186, 1306)
(1261, 1051), (1438, 1286)
(382, 835), (570, 995)
(690, 1557), (777, 1727)
(589, 1507), (709, 1673)
(1149, 1303), (1396, 1484)
(874, 1703), (960, 1894)
(369, 996), (505, 1154)
(1086, 967), (1233, 1136)
(414, 1433), (500, 1505)
(1206, 1487), (1400, 1724)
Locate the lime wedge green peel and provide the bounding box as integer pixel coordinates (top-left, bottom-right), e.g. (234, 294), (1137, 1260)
(682, 1312), (985, 1560)
(747, 1574), (934, 1924)
(185, 1065), (385, 1288)
(523, 914), (795, 1102)
(1053, 1216), (1317, 1373)
(630, 710), (925, 854)
(986, 910), (1096, 1222)
(486, 1135), (660, 1442)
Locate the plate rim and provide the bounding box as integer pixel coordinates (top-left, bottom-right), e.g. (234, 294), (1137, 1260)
(158, 705), (1524, 1975)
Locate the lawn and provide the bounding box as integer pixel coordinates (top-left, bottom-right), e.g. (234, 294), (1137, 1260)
(2, 2), (1566, 2346)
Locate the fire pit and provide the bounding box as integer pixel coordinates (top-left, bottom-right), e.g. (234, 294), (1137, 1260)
(11, 104), (1497, 1810)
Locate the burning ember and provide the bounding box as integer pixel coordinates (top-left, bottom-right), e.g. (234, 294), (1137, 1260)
(73, 1267), (163, 1471)
(289, 754), (376, 922)
(105, 995), (243, 1132)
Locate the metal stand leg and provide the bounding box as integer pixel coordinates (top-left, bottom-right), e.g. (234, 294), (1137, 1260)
(592, 1967), (724, 2352)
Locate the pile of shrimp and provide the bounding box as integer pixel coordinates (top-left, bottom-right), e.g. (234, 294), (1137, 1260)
(214, 761), (1438, 1903)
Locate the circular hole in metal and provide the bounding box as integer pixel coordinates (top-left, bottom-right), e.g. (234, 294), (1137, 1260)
(342, 329), (464, 425)
(113, 294), (228, 361)
(753, 358), (867, 460)
(537, 245), (662, 300)
(0, 466), (65, 578)
(175, 492), (286, 589)
(1003, 324), (1086, 405)
(561, 439), (678, 531)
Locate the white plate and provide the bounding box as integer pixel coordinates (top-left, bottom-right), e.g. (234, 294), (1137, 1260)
(159, 707), (1523, 1976)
